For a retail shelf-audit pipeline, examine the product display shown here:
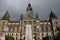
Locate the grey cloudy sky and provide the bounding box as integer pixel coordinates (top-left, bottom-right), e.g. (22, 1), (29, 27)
(0, 0), (60, 20)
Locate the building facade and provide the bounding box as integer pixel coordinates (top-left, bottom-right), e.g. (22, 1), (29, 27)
(0, 3), (60, 40)
(0, 31), (5, 40)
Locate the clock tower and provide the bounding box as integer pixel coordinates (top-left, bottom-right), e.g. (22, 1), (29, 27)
(26, 3), (33, 18)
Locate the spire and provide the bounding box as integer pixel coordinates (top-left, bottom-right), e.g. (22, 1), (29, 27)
(27, 2), (32, 12)
(1, 11), (10, 20)
(20, 14), (23, 20)
(36, 13), (39, 19)
(27, 0), (32, 11)
(26, 2), (33, 18)
(28, 0), (31, 7)
(28, 3), (31, 7)
(49, 10), (57, 19)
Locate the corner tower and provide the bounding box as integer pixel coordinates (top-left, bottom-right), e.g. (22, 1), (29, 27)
(26, 3), (33, 18)
(1, 11), (10, 21)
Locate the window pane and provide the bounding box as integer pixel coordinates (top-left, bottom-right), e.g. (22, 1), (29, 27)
(29, 21), (32, 24)
(33, 21), (36, 25)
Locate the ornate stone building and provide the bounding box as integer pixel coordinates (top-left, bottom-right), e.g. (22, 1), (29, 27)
(0, 31), (5, 40)
(0, 3), (60, 40)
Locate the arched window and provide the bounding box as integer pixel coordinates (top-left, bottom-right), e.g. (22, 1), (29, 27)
(16, 34), (18, 36)
(12, 33), (13, 36)
(37, 37), (40, 40)
(16, 37), (17, 40)
(34, 36), (36, 40)
(23, 37), (25, 40)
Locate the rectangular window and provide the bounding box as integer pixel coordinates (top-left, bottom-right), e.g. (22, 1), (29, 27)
(1, 33), (2, 36)
(33, 21), (36, 25)
(41, 26), (44, 32)
(9, 27), (11, 31)
(24, 21), (27, 24)
(3, 22), (5, 25)
(2, 27), (4, 31)
(29, 21), (32, 24)
(24, 27), (26, 32)
(46, 26), (48, 32)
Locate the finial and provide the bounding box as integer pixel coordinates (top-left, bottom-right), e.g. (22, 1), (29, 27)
(28, 0), (30, 3)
